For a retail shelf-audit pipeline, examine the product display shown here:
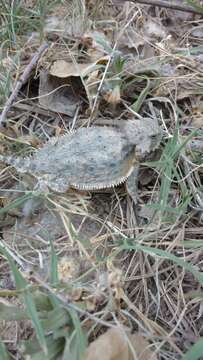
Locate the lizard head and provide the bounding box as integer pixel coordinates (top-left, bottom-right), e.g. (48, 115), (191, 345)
(123, 117), (162, 157)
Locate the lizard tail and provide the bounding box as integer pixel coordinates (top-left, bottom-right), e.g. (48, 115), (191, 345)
(0, 154), (31, 173)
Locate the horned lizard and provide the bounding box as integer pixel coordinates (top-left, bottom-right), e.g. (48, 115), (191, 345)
(0, 118), (161, 205)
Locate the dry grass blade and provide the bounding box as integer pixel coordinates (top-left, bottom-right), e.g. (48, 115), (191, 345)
(0, 42), (48, 126)
(1, 0), (203, 359)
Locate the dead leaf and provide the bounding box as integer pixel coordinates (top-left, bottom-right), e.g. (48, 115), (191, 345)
(117, 28), (145, 52)
(50, 60), (94, 78)
(103, 85), (121, 105)
(83, 30), (112, 62)
(85, 296), (98, 312)
(143, 19), (167, 40)
(191, 116), (203, 128)
(71, 287), (83, 301)
(57, 256), (79, 282)
(84, 327), (158, 360)
(39, 70), (85, 116)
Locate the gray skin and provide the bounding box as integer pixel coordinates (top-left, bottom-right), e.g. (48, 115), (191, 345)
(0, 118), (161, 205)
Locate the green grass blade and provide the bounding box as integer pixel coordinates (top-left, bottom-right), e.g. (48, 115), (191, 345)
(182, 338), (203, 360)
(130, 77), (151, 113)
(21, 335), (64, 360)
(62, 307), (87, 360)
(181, 240), (203, 249)
(0, 193), (34, 215)
(22, 298), (47, 355)
(186, 0), (203, 14)
(41, 307), (70, 333)
(92, 32), (113, 54)
(120, 242), (203, 286)
(49, 240), (58, 284)
(0, 341), (10, 360)
(0, 245), (48, 355)
(31, 339), (64, 360)
(0, 302), (28, 321)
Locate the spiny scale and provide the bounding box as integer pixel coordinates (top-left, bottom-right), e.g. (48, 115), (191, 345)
(71, 166), (134, 190)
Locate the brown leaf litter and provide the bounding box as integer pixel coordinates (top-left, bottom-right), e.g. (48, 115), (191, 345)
(0, 0), (203, 358)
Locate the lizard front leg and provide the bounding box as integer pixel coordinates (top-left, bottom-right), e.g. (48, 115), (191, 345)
(126, 164), (140, 206)
(35, 175), (70, 194)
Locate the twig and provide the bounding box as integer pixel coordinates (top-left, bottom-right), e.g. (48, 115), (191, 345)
(0, 41), (49, 127)
(117, 0), (203, 15)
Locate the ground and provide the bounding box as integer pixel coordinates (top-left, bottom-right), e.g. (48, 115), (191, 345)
(0, 1), (203, 359)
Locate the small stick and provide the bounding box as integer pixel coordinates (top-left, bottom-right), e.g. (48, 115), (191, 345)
(117, 0), (203, 15)
(0, 41), (49, 127)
